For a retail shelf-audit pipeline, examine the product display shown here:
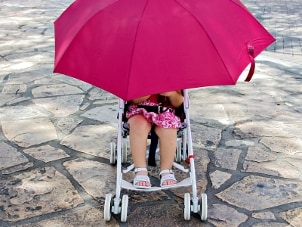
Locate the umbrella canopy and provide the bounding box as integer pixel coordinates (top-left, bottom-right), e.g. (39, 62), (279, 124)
(54, 0), (275, 100)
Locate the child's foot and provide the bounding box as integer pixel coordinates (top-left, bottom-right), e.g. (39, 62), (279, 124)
(133, 167), (151, 189)
(160, 169), (177, 188)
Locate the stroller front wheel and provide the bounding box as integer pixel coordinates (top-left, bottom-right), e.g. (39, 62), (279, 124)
(184, 193), (191, 220)
(200, 193), (208, 221)
(110, 142), (116, 164)
(104, 193), (112, 221)
(120, 194), (129, 222)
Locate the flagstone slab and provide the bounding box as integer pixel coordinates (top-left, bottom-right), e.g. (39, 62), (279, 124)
(14, 207), (118, 227)
(208, 204), (248, 227)
(1, 84), (27, 94)
(210, 170), (232, 189)
(213, 148), (242, 170)
(2, 118), (57, 148)
(245, 146), (277, 162)
(81, 106), (118, 123)
(6, 97), (31, 106)
(234, 120), (297, 138)
(225, 139), (255, 147)
(2, 70), (46, 83)
(252, 211), (276, 220)
(88, 87), (116, 101)
(127, 203), (207, 226)
(57, 117), (83, 134)
(63, 159), (116, 199)
(189, 102), (230, 125)
(243, 159), (301, 179)
(61, 124), (116, 158)
(252, 222), (288, 227)
(280, 207), (302, 227)
(0, 142), (32, 174)
(0, 94), (19, 107)
(31, 84), (83, 98)
(33, 95), (84, 117)
(260, 137), (302, 155)
(191, 124), (222, 149)
(23, 145), (70, 162)
(216, 176), (302, 211)
(0, 105), (50, 121)
(0, 167), (84, 221)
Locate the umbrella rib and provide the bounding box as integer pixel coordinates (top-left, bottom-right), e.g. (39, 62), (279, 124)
(174, 0), (234, 83)
(126, 0), (150, 98)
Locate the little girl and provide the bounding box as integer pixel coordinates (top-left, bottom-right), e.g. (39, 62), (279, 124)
(126, 91), (183, 188)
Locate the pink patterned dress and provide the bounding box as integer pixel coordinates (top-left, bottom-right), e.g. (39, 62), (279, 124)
(126, 94), (182, 129)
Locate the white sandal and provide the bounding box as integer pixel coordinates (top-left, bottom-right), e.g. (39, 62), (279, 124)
(133, 167), (151, 189)
(160, 169), (177, 188)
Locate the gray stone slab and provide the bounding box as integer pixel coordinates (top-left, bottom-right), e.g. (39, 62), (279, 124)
(208, 204), (248, 227)
(14, 207), (119, 227)
(23, 145), (70, 163)
(210, 170), (232, 189)
(252, 211), (276, 220)
(31, 84), (83, 98)
(0, 142), (31, 173)
(81, 105), (118, 123)
(63, 159), (116, 199)
(0, 167), (83, 221)
(280, 207), (302, 227)
(217, 176), (302, 211)
(127, 203), (208, 226)
(56, 117), (83, 134)
(191, 124), (222, 150)
(260, 137), (302, 155)
(33, 95), (84, 117)
(0, 105), (50, 121)
(60, 124), (117, 158)
(2, 118), (57, 148)
(213, 148), (242, 171)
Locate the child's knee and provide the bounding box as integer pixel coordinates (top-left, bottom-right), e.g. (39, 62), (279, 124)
(128, 115), (150, 130)
(155, 127), (177, 138)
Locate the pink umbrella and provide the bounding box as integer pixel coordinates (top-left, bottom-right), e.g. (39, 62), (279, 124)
(54, 0), (275, 100)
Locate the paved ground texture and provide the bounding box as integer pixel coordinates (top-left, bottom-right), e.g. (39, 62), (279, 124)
(1, 0), (302, 226)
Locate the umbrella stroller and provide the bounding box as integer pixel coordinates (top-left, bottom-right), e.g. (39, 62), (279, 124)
(54, 0), (275, 223)
(104, 90), (207, 222)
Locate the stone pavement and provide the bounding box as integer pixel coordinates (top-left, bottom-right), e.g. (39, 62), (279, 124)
(0, 0), (302, 226)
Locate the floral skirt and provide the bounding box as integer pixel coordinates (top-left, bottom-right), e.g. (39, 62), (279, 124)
(126, 101), (181, 129)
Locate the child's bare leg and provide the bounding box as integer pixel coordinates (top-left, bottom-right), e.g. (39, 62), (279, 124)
(155, 127), (178, 186)
(128, 114), (151, 187)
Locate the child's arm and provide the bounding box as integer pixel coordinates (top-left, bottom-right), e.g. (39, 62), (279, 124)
(131, 95), (151, 104)
(160, 91), (183, 108)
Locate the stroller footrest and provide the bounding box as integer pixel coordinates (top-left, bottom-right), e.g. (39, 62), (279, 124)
(121, 180), (162, 191)
(121, 177), (192, 191)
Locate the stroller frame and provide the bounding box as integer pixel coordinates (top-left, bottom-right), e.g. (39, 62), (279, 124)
(104, 89), (207, 222)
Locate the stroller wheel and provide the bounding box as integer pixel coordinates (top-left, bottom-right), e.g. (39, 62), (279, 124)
(200, 193), (208, 221)
(104, 193), (112, 221)
(121, 140), (128, 163)
(110, 142), (116, 164)
(121, 194), (129, 222)
(175, 139), (182, 162)
(184, 193), (191, 220)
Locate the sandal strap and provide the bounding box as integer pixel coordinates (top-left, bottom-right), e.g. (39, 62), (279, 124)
(134, 175), (150, 183)
(160, 170), (177, 187)
(160, 169), (173, 176)
(133, 175), (151, 188)
(161, 173), (176, 181)
(134, 167), (148, 173)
